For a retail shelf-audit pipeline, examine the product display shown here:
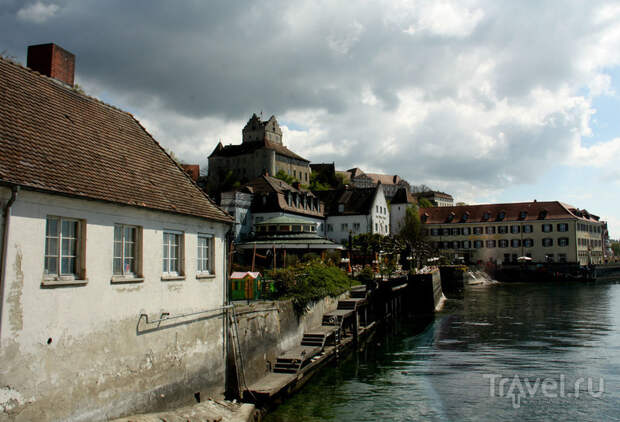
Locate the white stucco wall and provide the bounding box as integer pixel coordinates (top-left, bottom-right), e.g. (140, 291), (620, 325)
(326, 214), (371, 244)
(0, 188), (231, 421)
(371, 186), (389, 236)
(390, 203), (410, 236)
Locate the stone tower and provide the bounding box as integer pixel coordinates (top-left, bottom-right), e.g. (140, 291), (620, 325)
(242, 113), (283, 145)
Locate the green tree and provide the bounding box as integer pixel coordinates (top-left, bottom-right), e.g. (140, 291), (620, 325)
(612, 241), (620, 256)
(309, 171), (331, 191)
(398, 205), (434, 269)
(275, 169), (297, 185)
(418, 197), (434, 208)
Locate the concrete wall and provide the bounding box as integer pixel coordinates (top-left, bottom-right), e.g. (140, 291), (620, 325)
(233, 294), (344, 386)
(0, 189), (230, 422)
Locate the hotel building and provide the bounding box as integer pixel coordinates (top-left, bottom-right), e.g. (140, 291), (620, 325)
(420, 201), (605, 265)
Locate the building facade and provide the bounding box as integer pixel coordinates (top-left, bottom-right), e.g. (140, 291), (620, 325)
(390, 188), (418, 235)
(0, 45), (233, 421)
(338, 168), (411, 201)
(318, 185), (389, 245)
(417, 190), (454, 207)
(207, 114), (311, 189)
(420, 201), (605, 265)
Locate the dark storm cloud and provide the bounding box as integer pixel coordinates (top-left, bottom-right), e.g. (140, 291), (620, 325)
(1, 0), (619, 202)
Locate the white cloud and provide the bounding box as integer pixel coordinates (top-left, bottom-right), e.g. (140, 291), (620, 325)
(16, 2), (59, 24)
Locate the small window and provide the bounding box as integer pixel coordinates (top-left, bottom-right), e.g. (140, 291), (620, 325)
(558, 253), (567, 263)
(498, 226), (507, 234)
(542, 238), (553, 247)
(497, 211), (506, 221)
(197, 234), (213, 274)
(327, 224), (334, 232)
(499, 239), (509, 248)
(558, 237), (569, 247)
(510, 225), (520, 234)
(486, 240), (496, 248)
(482, 212), (490, 221)
(519, 211), (527, 220)
(485, 226), (496, 234)
(339, 204), (345, 213)
(474, 227), (483, 235)
(557, 223), (569, 232)
(431, 228), (439, 236)
(44, 216), (84, 280)
(113, 224), (141, 278)
(292, 225), (302, 232)
(523, 238), (534, 247)
(463, 227), (471, 235)
(523, 225), (533, 233)
(341, 223), (348, 231)
(163, 231), (184, 276)
(511, 239), (521, 248)
(353, 223), (361, 231)
(463, 240), (471, 249)
(474, 240), (483, 249)
(542, 224), (553, 233)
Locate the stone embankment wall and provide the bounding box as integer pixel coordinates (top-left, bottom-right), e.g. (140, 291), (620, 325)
(232, 294), (345, 387)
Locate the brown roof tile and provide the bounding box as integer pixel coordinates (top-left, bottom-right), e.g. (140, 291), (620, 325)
(419, 201), (600, 224)
(0, 57), (232, 223)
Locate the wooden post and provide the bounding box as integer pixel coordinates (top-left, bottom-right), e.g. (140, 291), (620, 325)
(251, 243), (256, 272)
(283, 249), (287, 269)
(273, 245), (277, 270)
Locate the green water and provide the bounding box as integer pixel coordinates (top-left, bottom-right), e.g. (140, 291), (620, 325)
(265, 282), (620, 421)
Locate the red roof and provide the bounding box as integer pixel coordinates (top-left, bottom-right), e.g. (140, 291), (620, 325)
(0, 57), (232, 223)
(419, 201), (600, 224)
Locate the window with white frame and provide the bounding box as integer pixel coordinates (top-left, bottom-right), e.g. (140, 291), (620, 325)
(341, 223), (348, 231)
(113, 224), (140, 277)
(558, 237), (569, 247)
(44, 216), (84, 279)
(197, 234), (213, 274)
(557, 223), (569, 232)
(353, 223), (361, 232)
(163, 231), (184, 276)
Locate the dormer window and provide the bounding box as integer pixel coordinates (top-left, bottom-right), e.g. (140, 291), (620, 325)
(461, 211), (470, 223)
(519, 211), (527, 220)
(338, 203), (345, 213)
(538, 209), (548, 220)
(421, 213), (429, 223)
(497, 211), (506, 221)
(482, 211), (490, 221)
(447, 212), (455, 223)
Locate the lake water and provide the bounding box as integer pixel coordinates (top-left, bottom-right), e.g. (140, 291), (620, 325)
(265, 281), (620, 421)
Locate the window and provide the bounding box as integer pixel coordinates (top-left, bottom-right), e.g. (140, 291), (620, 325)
(474, 240), (483, 249)
(474, 227), (483, 235)
(463, 240), (471, 249)
(523, 238), (534, 247)
(503, 253), (510, 263)
(486, 240), (496, 248)
(327, 224), (334, 232)
(44, 216), (84, 280)
(197, 234), (213, 275)
(511, 239), (521, 248)
(163, 231), (184, 277)
(497, 211), (506, 221)
(542, 224), (553, 232)
(341, 223), (348, 231)
(375, 223), (378, 231)
(113, 224), (141, 278)
(431, 228), (440, 236)
(463, 227), (471, 235)
(510, 225), (520, 234)
(485, 226), (496, 234)
(353, 223), (361, 231)
(542, 238), (553, 247)
(498, 226), (508, 234)
(546, 254), (555, 262)
(557, 223), (569, 232)
(523, 225), (533, 233)
(558, 237), (569, 247)
(559, 253), (567, 263)
(499, 239), (509, 248)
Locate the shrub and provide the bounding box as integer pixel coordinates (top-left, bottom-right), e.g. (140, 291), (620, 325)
(269, 260), (353, 315)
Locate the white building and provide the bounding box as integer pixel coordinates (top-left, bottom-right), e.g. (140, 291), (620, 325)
(0, 44), (233, 421)
(390, 188), (418, 236)
(318, 185), (389, 245)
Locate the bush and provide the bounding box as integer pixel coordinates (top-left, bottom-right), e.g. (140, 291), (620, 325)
(269, 260), (353, 315)
(301, 252), (320, 262)
(357, 265), (375, 284)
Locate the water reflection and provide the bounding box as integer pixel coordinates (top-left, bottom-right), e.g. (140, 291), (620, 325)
(265, 282), (620, 422)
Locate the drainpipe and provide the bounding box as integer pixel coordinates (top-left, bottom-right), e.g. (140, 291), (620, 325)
(0, 185), (19, 341)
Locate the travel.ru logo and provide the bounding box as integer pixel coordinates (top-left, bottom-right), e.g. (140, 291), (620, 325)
(483, 374), (604, 408)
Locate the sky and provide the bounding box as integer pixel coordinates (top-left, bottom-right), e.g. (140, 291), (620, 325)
(1, 0), (620, 237)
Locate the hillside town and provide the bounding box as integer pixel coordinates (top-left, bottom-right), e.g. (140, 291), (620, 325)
(1, 43), (619, 422)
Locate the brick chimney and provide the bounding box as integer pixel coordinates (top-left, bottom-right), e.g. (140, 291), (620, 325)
(27, 43), (75, 86)
(181, 164), (200, 182)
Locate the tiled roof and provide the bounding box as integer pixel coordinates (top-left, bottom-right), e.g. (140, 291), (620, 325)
(418, 190), (453, 200)
(0, 57), (232, 223)
(391, 188), (417, 205)
(316, 187), (379, 216)
(243, 175), (324, 217)
(365, 173), (403, 185)
(419, 201), (601, 224)
(209, 139), (309, 162)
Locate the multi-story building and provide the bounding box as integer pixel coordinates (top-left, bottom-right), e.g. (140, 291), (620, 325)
(417, 190), (454, 207)
(317, 185), (389, 245)
(337, 168), (411, 201)
(420, 201), (605, 265)
(0, 44), (233, 421)
(390, 188), (418, 235)
(207, 114), (311, 189)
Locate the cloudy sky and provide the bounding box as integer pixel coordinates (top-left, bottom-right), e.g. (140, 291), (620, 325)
(2, 0), (620, 236)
